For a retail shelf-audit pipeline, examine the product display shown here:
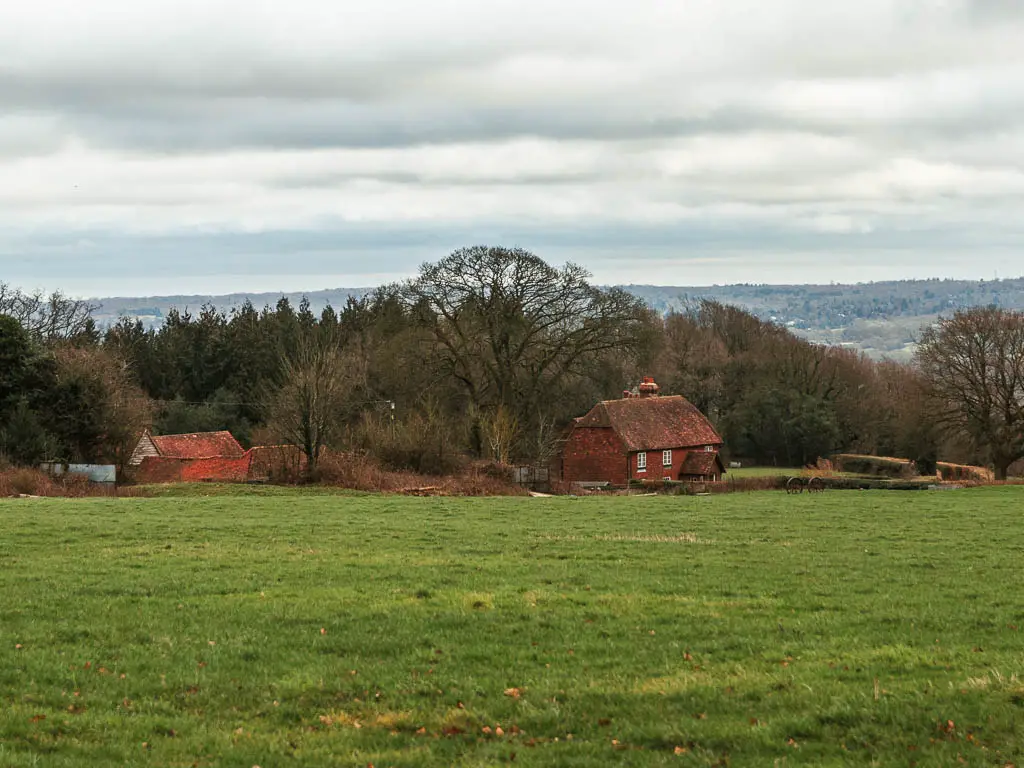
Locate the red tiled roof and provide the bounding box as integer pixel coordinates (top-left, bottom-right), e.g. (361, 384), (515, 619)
(681, 451), (723, 476)
(575, 395), (722, 451)
(150, 431), (245, 460)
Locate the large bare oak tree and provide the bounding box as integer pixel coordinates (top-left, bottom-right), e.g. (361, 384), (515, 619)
(916, 306), (1024, 479)
(402, 246), (652, 457)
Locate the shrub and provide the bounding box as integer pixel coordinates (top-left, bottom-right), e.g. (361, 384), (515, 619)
(439, 470), (528, 497)
(0, 467), (142, 498)
(317, 450), (526, 496)
(318, 451), (391, 491)
(470, 459), (515, 483)
(0, 468), (56, 497)
(358, 414), (465, 476)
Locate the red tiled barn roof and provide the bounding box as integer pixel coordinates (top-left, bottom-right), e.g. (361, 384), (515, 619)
(681, 451), (724, 476)
(150, 431), (245, 460)
(574, 395), (722, 451)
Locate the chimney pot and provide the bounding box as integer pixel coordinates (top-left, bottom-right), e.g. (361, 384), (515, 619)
(637, 377), (660, 398)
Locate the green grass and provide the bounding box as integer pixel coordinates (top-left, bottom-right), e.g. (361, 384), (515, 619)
(3, 488), (1024, 766)
(723, 467), (792, 478)
(136, 482), (371, 498)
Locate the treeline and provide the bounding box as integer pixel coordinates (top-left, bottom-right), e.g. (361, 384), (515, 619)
(650, 302), (939, 468)
(1, 248), (1014, 478)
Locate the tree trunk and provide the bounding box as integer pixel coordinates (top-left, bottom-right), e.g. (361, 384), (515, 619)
(994, 460), (1009, 481)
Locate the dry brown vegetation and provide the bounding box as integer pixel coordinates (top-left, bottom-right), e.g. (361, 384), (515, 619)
(937, 462), (995, 483)
(317, 452), (527, 496)
(0, 468), (149, 498)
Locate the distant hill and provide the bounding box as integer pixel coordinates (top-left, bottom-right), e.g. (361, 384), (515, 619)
(92, 289), (373, 329)
(621, 277), (1024, 360)
(91, 276), (1024, 361)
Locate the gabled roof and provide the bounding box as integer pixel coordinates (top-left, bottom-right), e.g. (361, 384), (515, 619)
(150, 431), (245, 460)
(574, 395), (722, 451)
(681, 450), (724, 476)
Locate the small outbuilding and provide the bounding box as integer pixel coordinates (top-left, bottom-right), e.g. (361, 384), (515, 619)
(128, 430), (306, 485)
(561, 377), (724, 486)
(128, 430), (245, 466)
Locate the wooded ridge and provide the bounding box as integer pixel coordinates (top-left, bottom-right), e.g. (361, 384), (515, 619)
(90, 276), (1024, 360)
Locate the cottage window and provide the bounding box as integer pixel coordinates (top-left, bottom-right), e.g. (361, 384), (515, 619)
(705, 445), (715, 452)
(637, 452), (647, 472)
(662, 449), (672, 466)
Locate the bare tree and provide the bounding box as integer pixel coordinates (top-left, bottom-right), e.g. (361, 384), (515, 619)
(875, 359), (940, 474)
(660, 310), (729, 418)
(481, 404), (519, 464)
(402, 246), (653, 455)
(916, 307), (1024, 480)
(263, 329), (364, 480)
(0, 283), (98, 341)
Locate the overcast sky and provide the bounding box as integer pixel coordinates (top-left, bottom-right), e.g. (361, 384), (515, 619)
(2, 0), (1023, 297)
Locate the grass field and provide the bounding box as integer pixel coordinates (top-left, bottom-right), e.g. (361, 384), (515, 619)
(3, 487), (1024, 766)
(720, 467), (792, 478)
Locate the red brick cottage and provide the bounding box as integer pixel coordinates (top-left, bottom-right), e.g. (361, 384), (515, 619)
(561, 378), (725, 486)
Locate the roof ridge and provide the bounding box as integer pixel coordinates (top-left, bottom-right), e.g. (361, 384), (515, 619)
(154, 429), (235, 437)
(599, 393), (687, 405)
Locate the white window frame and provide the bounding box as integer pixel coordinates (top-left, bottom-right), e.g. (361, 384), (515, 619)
(705, 445), (715, 452)
(662, 449), (672, 467)
(636, 452), (647, 472)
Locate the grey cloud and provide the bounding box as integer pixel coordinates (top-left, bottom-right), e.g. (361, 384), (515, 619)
(11, 91), (1024, 158)
(1, 8), (1022, 154)
(1, 0), (1023, 293)
(963, 0), (1024, 23)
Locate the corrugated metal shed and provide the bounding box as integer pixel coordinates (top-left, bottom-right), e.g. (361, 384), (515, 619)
(40, 463), (117, 484)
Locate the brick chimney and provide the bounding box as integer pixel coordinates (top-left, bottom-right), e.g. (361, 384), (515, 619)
(637, 377), (660, 398)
